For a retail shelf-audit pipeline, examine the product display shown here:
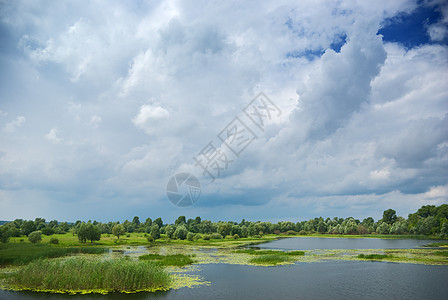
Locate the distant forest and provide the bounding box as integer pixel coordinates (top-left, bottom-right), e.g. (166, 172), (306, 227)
(1, 204), (447, 243)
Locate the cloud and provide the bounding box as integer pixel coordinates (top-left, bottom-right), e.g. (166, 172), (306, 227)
(0, 0), (446, 222)
(132, 104), (170, 134)
(45, 128), (62, 143)
(3, 116), (26, 133)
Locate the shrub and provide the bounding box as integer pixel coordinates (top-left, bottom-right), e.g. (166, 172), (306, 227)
(193, 234), (202, 241)
(28, 231), (42, 244)
(174, 225), (188, 240)
(41, 227), (55, 236)
(146, 234), (154, 242)
(187, 232), (195, 241)
(202, 234), (211, 240)
(233, 234), (240, 239)
(49, 237), (59, 244)
(298, 230), (307, 235)
(126, 233), (131, 238)
(210, 233), (222, 239)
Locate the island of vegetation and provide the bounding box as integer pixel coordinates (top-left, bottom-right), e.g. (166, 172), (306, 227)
(0, 204), (447, 294)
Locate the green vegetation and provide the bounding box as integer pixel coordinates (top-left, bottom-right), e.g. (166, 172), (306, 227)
(0, 243), (107, 266)
(423, 242), (448, 247)
(249, 255), (292, 265)
(357, 254), (391, 260)
(28, 231), (42, 244)
(138, 253), (195, 267)
(234, 249), (305, 256)
(112, 224), (125, 239)
(5, 257), (170, 294)
(1, 204), (447, 248)
(433, 251), (448, 257)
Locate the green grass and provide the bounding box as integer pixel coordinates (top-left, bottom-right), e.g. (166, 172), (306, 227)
(249, 254), (292, 265)
(0, 243), (107, 266)
(138, 254), (195, 267)
(358, 254), (391, 260)
(4, 257), (170, 294)
(423, 242), (448, 247)
(433, 251), (448, 257)
(234, 249), (305, 256)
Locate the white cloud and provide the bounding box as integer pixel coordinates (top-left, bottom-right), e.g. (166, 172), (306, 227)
(0, 0), (446, 221)
(89, 115), (102, 128)
(3, 116), (26, 133)
(132, 104), (170, 134)
(45, 128), (62, 144)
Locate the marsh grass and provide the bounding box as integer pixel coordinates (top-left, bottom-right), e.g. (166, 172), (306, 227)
(433, 251), (448, 257)
(6, 257), (170, 294)
(358, 254), (391, 260)
(0, 243), (107, 266)
(138, 254), (195, 267)
(249, 254), (292, 265)
(234, 249), (305, 256)
(423, 242), (448, 247)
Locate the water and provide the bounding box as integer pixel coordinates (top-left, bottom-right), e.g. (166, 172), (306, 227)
(252, 236), (439, 250)
(1, 238), (448, 300)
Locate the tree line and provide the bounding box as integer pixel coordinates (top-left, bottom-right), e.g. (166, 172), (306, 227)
(0, 204), (447, 243)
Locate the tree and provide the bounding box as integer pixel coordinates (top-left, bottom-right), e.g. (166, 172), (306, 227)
(77, 223), (101, 243)
(28, 231), (42, 243)
(377, 222), (391, 234)
(382, 209), (398, 225)
(217, 222), (232, 237)
(154, 218), (163, 228)
(0, 226), (10, 243)
(174, 225), (188, 240)
(150, 224), (160, 240)
(440, 222), (448, 238)
(144, 217), (152, 227)
(175, 216), (186, 225)
(132, 216), (140, 227)
(21, 220), (36, 236)
(112, 224), (125, 239)
(165, 225), (175, 239)
(41, 227), (55, 236)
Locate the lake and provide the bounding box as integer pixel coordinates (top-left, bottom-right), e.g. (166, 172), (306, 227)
(1, 237), (448, 300)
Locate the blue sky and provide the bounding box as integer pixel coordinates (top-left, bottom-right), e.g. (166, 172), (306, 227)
(0, 0), (447, 223)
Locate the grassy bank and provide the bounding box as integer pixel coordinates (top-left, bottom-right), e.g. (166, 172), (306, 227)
(3, 257), (170, 294)
(0, 243), (107, 266)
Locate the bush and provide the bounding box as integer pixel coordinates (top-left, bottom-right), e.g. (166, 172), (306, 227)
(41, 227), (55, 236)
(187, 232), (195, 241)
(28, 231), (42, 244)
(126, 233), (131, 238)
(233, 234), (240, 239)
(174, 225), (188, 240)
(77, 223), (101, 243)
(193, 234), (202, 241)
(298, 230), (308, 235)
(202, 234), (211, 240)
(210, 233), (222, 239)
(146, 234), (154, 242)
(49, 237), (59, 244)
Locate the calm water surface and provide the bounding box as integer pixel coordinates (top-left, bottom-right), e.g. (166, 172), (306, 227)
(1, 237), (447, 300)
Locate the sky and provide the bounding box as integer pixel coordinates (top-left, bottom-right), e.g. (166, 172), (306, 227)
(0, 0), (447, 223)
